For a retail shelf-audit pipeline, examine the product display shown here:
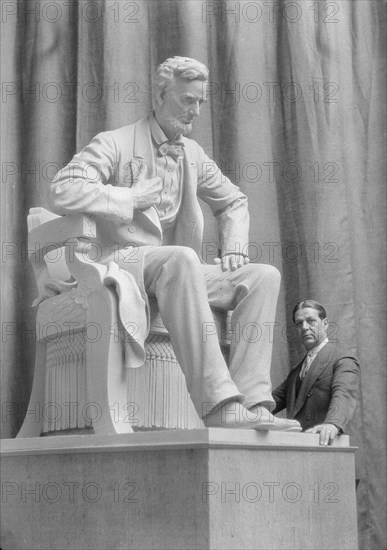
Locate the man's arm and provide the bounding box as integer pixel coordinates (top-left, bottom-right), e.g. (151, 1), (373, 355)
(306, 355), (360, 445)
(271, 379), (288, 415)
(325, 355), (360, 430)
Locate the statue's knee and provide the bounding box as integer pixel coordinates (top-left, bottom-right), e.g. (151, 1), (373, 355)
(264, 265), (281, 285)
(248, 263), (281, 289)
(262, 265), (281, 292)
(169, 246), (201, 272)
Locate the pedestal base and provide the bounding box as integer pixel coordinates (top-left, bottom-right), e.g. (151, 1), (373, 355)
(0, 430), (358, 550)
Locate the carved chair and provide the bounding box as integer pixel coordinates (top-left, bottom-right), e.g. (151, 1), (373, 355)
(18, 208), (230, 437)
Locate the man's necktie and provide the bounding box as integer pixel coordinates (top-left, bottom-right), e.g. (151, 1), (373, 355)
(300, 352), (313, 380)
(158, 141), (185, 161)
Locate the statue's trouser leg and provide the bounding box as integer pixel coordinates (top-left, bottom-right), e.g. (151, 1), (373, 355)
(143, 246), (243, 417)
(204, 262), (281, 410)
(143, 246), (280, 417)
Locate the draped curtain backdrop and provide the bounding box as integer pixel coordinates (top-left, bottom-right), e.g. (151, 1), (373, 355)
(1, 1), (385, 548)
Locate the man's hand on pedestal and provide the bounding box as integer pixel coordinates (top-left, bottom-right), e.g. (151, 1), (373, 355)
(305, 423), (339, 446)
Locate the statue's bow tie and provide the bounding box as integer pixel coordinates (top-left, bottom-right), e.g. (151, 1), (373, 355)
(158, 141), (185, 161)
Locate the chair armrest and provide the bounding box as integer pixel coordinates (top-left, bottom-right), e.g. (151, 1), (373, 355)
(28, 213), (97, 260)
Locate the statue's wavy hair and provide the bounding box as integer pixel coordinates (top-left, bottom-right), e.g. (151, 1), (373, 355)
(154, 56), (208, 104)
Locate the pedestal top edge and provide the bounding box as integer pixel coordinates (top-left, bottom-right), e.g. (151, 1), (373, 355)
(0, 429), (355, 457)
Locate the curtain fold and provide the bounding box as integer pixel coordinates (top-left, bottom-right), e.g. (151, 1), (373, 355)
(1, 1), (385, 548)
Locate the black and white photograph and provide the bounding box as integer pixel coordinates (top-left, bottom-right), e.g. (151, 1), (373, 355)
(1, 1), (385, 549)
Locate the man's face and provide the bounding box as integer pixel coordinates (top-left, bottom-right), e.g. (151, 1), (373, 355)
(156, 78), (207, 138)
(294, 307), (328, 351)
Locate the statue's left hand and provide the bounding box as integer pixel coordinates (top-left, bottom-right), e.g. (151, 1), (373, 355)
(214, 253), (250, 272)
(305, 423), (339, 446)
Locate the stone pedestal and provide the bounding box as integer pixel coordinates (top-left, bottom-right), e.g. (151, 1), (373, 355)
(0, 430), (358, 550)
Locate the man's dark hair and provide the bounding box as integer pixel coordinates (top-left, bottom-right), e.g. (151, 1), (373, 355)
(292, 300), (327, 323)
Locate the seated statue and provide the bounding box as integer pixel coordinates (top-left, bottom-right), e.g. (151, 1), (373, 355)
(46, 56), (301, 432)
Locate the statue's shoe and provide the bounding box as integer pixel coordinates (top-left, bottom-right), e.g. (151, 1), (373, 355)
(254, 421), (302, 432)
(247, 405), (302, 432)
(204, 403), (302, 432)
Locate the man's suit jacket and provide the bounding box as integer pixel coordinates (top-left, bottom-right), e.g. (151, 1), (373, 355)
(272, 343), (360, 433)
(47, 115), (250, 262)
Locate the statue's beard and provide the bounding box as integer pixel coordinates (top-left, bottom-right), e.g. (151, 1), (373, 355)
(164, 115), (193, 137)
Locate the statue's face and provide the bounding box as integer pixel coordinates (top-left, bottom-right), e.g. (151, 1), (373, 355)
(294, 307), (328, 351)
(157, 78), (207, 138)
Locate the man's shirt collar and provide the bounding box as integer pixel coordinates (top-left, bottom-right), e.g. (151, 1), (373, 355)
(306, 337), (329, 359)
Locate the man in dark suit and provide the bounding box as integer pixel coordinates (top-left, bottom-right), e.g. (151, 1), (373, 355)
(272, 300), (360, 445)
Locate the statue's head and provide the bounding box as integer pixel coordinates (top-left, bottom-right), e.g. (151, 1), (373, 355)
(153, 56), (209, 139)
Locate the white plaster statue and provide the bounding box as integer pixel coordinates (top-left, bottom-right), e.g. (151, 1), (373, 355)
(47, 56), (301, 431)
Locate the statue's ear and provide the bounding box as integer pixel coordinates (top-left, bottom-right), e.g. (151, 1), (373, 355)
(154, 86), (165, 106)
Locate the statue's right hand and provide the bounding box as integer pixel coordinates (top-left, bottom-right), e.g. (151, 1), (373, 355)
(131, 163), (163, 211)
